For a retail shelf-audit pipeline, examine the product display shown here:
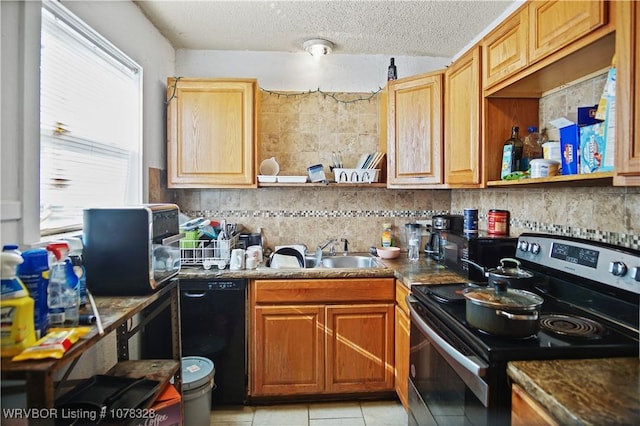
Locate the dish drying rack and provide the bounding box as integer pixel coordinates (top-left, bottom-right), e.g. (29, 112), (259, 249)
(180, 232), (239, 270)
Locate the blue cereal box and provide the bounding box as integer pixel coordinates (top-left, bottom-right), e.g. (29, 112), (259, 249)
(579, 122), (612, 173)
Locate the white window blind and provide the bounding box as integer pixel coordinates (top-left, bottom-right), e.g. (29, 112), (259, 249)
(40, 1), (142, 235)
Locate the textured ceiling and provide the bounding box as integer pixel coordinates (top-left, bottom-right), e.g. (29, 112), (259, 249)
(134, 0), (517, 57)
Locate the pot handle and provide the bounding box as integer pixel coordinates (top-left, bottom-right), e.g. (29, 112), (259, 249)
(499, 257), (522, 269)
(461, 258), (488, 275)
(495, 310), (539, 321)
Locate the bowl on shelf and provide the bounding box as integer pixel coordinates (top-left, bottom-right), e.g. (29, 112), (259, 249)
(376, 246), (401, 259)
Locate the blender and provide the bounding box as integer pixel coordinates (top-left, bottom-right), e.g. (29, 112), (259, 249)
(404, 223), (422, 262)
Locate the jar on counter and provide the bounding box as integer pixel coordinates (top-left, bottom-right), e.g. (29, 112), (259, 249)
(488, 210), (510, 235)
(463, 209), (479, 233)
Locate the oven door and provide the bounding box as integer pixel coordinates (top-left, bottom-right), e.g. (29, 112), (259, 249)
(151, 233), (183, 288)
(407, 295), (502, 426)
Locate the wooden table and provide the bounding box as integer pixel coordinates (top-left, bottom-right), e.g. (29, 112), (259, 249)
(1, 280), (182, 409)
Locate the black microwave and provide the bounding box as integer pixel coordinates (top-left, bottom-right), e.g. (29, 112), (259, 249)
(83, 204), (183, 296)
(442, 231), (518, 283)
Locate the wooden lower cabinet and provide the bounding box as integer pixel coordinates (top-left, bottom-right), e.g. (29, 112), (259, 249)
(250, 278), (395, 398)
(326, 304), (394, 393)
(252, 305), (325, 395)
(394, 281), (410, 410)
(511, 383), (559, 426)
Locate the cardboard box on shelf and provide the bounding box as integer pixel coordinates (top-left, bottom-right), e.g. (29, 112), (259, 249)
(131, 384), (182, 426)
(550, 105), (602, 175)
(579, 121), (614, 173)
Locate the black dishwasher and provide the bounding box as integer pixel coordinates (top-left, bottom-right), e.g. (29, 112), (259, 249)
(142, 279), (247, 406)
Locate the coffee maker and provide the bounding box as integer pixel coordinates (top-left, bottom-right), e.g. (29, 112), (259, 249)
(425, 214), (463, 261)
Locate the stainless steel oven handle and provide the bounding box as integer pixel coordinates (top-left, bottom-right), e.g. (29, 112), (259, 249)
(162, 233), (185, 245)
(407, 296), (488, 376)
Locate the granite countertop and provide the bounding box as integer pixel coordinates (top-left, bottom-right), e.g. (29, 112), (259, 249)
(178, 252), (463, 287)
(508, 358), (640, 425)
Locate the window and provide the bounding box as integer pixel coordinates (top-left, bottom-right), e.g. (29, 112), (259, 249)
(40, 0), (142, 235)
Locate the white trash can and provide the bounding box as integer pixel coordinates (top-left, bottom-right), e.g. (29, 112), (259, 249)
(181, 356), (215, 426)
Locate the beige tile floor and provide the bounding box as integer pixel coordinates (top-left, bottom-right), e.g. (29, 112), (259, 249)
(210, 400), (408, 426)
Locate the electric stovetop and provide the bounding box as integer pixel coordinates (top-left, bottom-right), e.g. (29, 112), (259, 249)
(411, 283), (640, 363)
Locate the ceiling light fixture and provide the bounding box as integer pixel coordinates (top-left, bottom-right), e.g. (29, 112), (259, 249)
(303, 39), (333, 57)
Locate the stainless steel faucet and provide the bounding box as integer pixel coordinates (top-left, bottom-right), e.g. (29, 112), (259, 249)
(316, 238), (336, 260)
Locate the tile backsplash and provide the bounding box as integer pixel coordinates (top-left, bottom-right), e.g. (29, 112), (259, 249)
(153, 77), (638, 252)
(260, 90), (381, 176)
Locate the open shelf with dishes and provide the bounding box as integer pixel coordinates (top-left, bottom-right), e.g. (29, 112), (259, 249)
(258, 182), (387, 188)
(487, 171), (614, 187)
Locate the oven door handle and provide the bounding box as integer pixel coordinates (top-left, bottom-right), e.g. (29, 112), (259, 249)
(407, 296), (488, 376)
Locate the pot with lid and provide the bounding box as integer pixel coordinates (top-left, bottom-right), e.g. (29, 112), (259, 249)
(462, 257), (534, 288)
(462, 281), (543, 337)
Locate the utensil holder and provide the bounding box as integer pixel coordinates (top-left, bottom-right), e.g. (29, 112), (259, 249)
(333, 168), (380, 183)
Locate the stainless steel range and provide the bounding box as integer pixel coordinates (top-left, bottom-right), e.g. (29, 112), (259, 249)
(407, 233), (640, 426)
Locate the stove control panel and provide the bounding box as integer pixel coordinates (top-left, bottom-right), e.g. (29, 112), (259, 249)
(516, 233), (640, 295)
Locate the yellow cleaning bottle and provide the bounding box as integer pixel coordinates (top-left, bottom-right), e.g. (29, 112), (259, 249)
(1, 251), (36, 357)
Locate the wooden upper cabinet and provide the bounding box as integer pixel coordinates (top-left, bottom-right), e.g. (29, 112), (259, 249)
(528, 0), (608, 63)
(445, 46), (482, 186)
(387, 72), (443, 187)
(483, 7), (528, 89)
(615, 1), (640, 186)
(167, 78), (258, 188)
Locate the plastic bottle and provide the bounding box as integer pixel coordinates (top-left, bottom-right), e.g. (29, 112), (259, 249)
(381, 223), (394, 247)
(69, 254), (87, 307)
(67, 238), (87, 307)
(1, 251), (36, 357)
(46, 242), (79, 327)
(522, 126), (544, 170)
(500, 126), (523, 179)
(17, 248), (50, 338)
(387, 58), (397, 81)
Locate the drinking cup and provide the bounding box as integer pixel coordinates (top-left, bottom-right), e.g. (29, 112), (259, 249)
(230, 248), (246, 270)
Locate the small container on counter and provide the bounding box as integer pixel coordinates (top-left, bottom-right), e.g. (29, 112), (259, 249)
(488, 209), (510, 235)
(463, 209), (478, 233)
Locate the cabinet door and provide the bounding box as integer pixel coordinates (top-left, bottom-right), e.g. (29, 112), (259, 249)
(483, 7), (528, 89)
(325, 304), (394, 393)
(167, 78), (257, 188)
(394, 304), (410, 409)
(511, 384), (559, 426)
(387, 72), (443, 187)
(529, 1), (608, 64)
(615, 1), (640, 186)
(445, 46), (482, 186)
(251, 305), (324, 396)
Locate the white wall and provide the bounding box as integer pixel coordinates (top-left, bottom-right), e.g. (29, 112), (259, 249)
(176, 50), (450, 92)
(0, 0), (174, 247)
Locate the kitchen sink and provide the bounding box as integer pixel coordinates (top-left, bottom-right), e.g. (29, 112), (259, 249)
(304, 256), (320, 268)
(268, 254), (384, 269)
(320, 255), (384, 269)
